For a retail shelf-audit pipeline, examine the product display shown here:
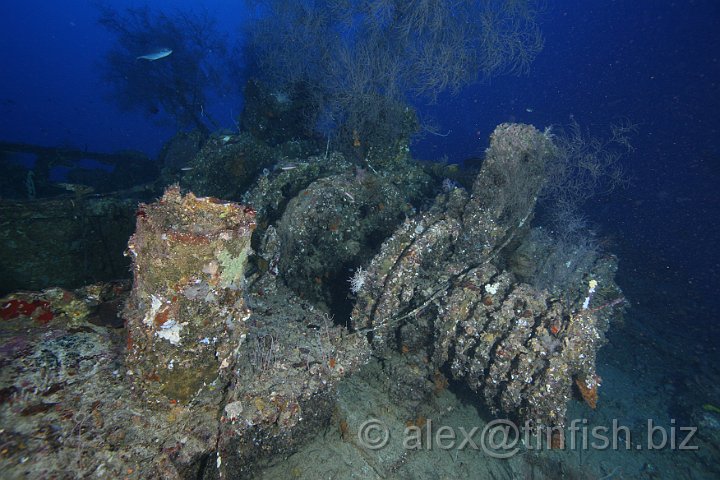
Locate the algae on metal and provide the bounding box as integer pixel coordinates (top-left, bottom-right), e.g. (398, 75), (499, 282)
(351, 123), (625, 429)
(0, 122), (629, 478)
(124, 186), (256, 406)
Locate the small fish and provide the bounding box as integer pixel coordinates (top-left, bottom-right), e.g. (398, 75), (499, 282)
(276, 161), (308, 171)
(136, 48), (173, 61)
(55, 183), (95, 195)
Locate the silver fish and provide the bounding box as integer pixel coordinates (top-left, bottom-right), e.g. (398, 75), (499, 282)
(136, 48), (173, 61)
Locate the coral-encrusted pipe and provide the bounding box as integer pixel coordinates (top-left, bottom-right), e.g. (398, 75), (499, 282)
(123, 186), (255, 406)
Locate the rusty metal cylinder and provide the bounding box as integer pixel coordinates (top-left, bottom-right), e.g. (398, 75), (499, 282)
(124, 186), (255, 405)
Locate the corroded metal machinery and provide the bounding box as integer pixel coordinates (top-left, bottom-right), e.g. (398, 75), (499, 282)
(351, 124), (623, 430)
(0, 124), (626, 477)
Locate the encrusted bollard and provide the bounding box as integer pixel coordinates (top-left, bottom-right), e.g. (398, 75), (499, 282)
(124, 186), (256, 405)
(458, 122), (555, 261)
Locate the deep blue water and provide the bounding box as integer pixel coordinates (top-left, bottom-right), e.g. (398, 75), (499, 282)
(0, 0), (246, 156)
(1, 0), (719, 475)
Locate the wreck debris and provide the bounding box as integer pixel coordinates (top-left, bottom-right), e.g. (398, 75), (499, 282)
(0, 123), (629, 477)
(124, 186), (256, 405)
(351, 123), (624, 428)
(181, 132), (276, 201)
(214, 272), (370, 477)
(121, 186), (370, 476)
(0, 195), (140, 293)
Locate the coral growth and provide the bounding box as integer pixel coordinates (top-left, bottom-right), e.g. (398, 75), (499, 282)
(0, 120), (630, 477)
(124, 186), (256, 405)
(351, 124), (624, 429)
